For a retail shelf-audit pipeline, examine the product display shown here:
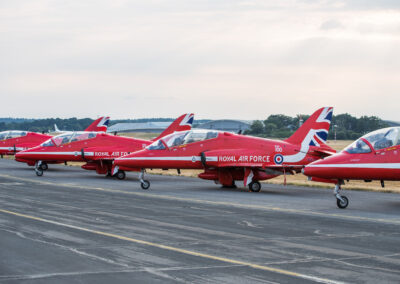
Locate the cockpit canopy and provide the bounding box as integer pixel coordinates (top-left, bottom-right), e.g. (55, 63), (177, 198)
(41, 132), (98, 147)
(147, 129), (219, 150)
(0, 131), (27, 141)
(344, 127), (400, 154)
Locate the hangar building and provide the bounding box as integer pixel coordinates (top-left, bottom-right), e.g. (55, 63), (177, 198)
(107, 119), (252, 133)
(107, 122), (171, 133)
(194, 120), (252, 133)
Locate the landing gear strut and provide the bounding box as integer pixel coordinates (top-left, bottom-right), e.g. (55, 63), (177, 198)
(139, 169), (150, 190)
(35, 161), (44, 177)
(334, 184), (348, 209)
(248, 181), (261, 192)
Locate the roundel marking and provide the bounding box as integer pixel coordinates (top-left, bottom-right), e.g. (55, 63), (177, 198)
(191, 156), (197, 163)
(274, 154), (283, 165)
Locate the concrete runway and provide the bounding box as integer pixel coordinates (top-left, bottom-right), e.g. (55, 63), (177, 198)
(0, 159), (399, 283)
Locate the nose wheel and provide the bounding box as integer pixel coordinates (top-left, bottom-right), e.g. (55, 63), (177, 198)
(141, 180), (150, 190)
(35, 161), (44, 177)
(334, 184), (349, 209)
(336, 196), (349, 209)
(139, 169), (150, 190)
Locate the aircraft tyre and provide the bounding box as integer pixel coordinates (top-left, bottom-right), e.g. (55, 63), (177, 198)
(141, 180), (150, 190)
(35, 168), (44, 177)
(336, 196), (349, 209)
(40, 163), (48, 171)
(248, 181), (261, 192)
(116, 170), (126, 180)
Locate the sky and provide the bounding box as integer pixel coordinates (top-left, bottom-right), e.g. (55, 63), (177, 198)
(1, 0), (400, 120)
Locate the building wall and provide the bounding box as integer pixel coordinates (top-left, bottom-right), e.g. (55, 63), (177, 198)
(195, 120), (251, 132)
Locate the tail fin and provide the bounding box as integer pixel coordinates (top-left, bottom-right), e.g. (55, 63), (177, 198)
(152, 113), (194, 141)
(285, 107), (333, 146)
(85, 116), (110, 132)
(54, 124), (60, 132)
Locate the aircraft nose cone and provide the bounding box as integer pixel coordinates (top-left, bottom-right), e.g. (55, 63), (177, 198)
(302, 165), (316, 176)
(303, 162), (335, 179)
(15, 149), (35, 161)
(15, 151), (25, 158)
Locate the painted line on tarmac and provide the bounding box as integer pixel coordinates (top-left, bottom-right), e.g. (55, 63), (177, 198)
(1, 174), (399, 225)
(0, 208), (344, 284)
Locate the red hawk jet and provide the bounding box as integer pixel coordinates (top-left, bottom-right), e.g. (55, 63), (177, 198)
(303, 126), (400, 209)
(113, 107), (335, 190)
(0, 116), (110, 158)
(15, 114), (194, 177)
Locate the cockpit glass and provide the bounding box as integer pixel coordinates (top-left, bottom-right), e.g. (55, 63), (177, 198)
(0, 131), (8, 141)
(344, 139), (371, 154)
(41, 139), (55, 147)
(163, 131), (189, 147)
(146, 140), (166, 150)
(0, 131), (27, 140)
(182, 130), (218, 144)
(50, 132), (97, 147)
(146, 130), (219, 151)
(363, 127), (400, 150)
(344, 127), (400, 153)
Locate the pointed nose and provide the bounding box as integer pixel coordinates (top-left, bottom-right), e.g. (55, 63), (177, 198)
(15, 149), (35, 161)
(303, 165), (325, 177)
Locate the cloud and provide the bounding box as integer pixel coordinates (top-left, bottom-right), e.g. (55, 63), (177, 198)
(320, 19), (344, 30)
(0, 0), (400, 120)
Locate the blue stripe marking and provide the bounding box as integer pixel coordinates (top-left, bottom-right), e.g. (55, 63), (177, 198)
(316, 131), (328, 141)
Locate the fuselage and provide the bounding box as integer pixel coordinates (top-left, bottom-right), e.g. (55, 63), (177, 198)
(15, 132), (151, 165)
(115, 130), (324, 171)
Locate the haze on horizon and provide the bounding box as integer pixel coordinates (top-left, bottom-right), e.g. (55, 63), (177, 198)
(1, 1), (399, 120)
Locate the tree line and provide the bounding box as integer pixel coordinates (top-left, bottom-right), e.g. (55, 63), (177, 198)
(0, 114), (393, 139)
(245, 113), (391, 140)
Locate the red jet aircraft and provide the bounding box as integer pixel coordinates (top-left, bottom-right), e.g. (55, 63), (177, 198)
(303, 126), (400, 209)
(113, 107), (335, 190)
(0, 131), (52, 158)
(15, 114), (194, 177)
(0, 116), (110, 159)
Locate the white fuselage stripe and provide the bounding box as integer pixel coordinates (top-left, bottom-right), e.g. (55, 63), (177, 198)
(0, 147), (25, 151)
(18, 152), (95, 156)
(307, 163), (400, 169)
(117, 156), (217, 161)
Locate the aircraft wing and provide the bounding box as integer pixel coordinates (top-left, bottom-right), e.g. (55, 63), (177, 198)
(308, 145), (337, 157)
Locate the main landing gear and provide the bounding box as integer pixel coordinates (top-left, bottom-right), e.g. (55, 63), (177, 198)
(334, 184), (349, 209)
(139, 169), (150, 190)
(34, 161), (48, 176)
(248, 181), (261, 192)
(115, 170), (126, 180)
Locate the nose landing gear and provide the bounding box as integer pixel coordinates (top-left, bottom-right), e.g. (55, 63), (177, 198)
(35, 161), (44, 176)
(334, 183), (348, 209)
(139, 169), (150, 190)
